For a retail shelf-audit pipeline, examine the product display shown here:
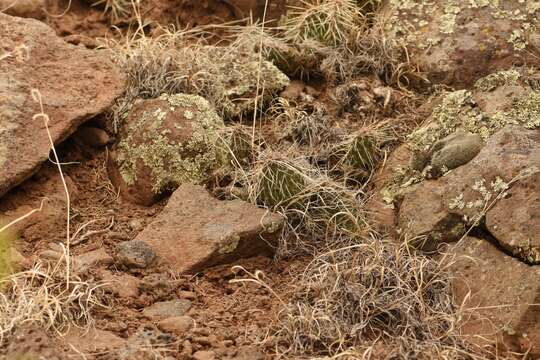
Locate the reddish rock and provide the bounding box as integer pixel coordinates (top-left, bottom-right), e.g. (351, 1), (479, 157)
(142, 299), (192, 320)
(451, 237), (540, 355)
(65, 328), (127, 354)
(74, 248), (114, 271)
(157, 316), (194, 336)
(74, 126), (112, 148)
(384, 1), (540, 88)
(398, 126), (540, 257)
(97, 269), (141, 299)
(135, 184), (284, 273)
(0, 13), (125, 198)
(0, 0), (45, 19)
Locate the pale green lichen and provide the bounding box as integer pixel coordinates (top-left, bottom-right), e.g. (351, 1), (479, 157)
(509, 91), (540, 129)
(118, 93), (224, 193)
(386, 0), (539, 53)
(474, 69), (521, 91)
(208, 47), (290, 119)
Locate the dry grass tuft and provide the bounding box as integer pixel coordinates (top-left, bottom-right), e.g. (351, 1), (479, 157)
(90, 0), (131, 20)
(0, 255), (105, 345)
(270, 239), (479, 359)
(241, 150), (368, 256)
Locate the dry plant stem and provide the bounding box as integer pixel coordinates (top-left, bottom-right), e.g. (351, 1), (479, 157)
(31, 89), (72, 287)
(0, 198), (47, 234)
(251, 0), (270, 156)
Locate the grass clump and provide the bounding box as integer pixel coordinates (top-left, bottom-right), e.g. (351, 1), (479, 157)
(271, 240), (475, 359)
(89, 0), (131, 20)
(0, 256), (104, 345)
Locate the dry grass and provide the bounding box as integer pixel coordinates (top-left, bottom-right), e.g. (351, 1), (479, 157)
(0, 256), (105, 345)
(269, 238), (482, 359)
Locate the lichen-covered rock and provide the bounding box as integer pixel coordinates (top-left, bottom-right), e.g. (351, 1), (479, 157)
(108, 93), (224, 205)
(207, 46), (290, 119)
(384, 1), (540, 88)
(398, 125), (540, 258)
(133, 184), (285, 274)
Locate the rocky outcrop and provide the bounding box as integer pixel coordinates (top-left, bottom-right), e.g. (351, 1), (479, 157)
(451, 237), (540, 355)
(108, 94), (224, 206)
(134, 184), (285, 273)
(398, 125), (539, 259)
(0, 13), (125, 198)
(384, 1), (540, 88)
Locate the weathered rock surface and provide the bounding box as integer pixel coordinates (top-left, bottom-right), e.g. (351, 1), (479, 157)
(157, 316), (194, 337)
(0, 13), (125, 198)
(65, 328), (127, 354)
(116, 240), (157, 268)
(135, 184), (284, 273)
(398, 125), (540, 258)
(451, 237), (540, 355)
(0, 0), (45, 19)
(142, 299), (192, 320)
(384, 1), (540, 88)
(108, 93), (224, 206)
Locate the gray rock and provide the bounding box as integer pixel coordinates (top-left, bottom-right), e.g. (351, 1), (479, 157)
(429, 130), (483, 177)
(142, 300), (192, 320)
(116, 240), (156, 268)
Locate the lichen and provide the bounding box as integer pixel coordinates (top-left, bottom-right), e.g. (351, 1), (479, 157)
(208, 46), (290, 119)
(117, 93), (224, 194)
(474, 69), (521, 91)
(386, 0), (539, 54)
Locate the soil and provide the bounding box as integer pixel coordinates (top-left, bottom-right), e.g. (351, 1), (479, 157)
(0, 132), (304, 358)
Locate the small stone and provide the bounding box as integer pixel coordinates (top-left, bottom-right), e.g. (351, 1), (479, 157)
(429, 130), (484, 177)
(177, 290), (196, 300)
(193, 350), (216, 360)
(142, 299), (192, 320)
(75, 248), (114, 270)
(74, 126), (112, 148)
(116, 240), (156, 268)
(157, 316), (194, 336)
(97, 269), (140, 299)
(279, 80), (305, 101)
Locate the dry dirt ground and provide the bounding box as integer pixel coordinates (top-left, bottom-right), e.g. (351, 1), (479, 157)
(1, 0), (540, 359)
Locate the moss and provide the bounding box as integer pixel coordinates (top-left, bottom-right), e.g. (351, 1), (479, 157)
(118, 93), (224, 194)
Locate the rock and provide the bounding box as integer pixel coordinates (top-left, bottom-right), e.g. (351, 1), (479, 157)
(157, 316), (194, 336)
(384, 1), (540, 88)
(193, 350), (216, 360)
(74, 248), (114, 270)
(398, 125), (540, 256)
(74, 126), (112, 148)
(450, 237), (540, 355)
(202, 46), (289, 119)
(428, 130), (484, 177)
(134, 184), (284, 273)
(232, 346), (265, 360)
(0, 0), (45, 19)
(65, 328), (127, 354)
(280, 79), (305, 101)
(139, 273), (176, 300)
(97, 269), (140, 299)
(116, 240), (156, 268)
(142, 299), (192, 320)
(108, 93), (224, 206)
(0, 14), (125, 198)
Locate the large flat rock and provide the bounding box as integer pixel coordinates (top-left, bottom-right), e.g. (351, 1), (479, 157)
(135, 184), (285, 273)
(451, 237), (540, 355)
(0, 13), (125, 197)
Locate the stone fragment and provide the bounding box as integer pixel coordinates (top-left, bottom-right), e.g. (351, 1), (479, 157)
(116, 240), (156, 268)
(134, 184), (284, 273)
(142, 300), (192, 320)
